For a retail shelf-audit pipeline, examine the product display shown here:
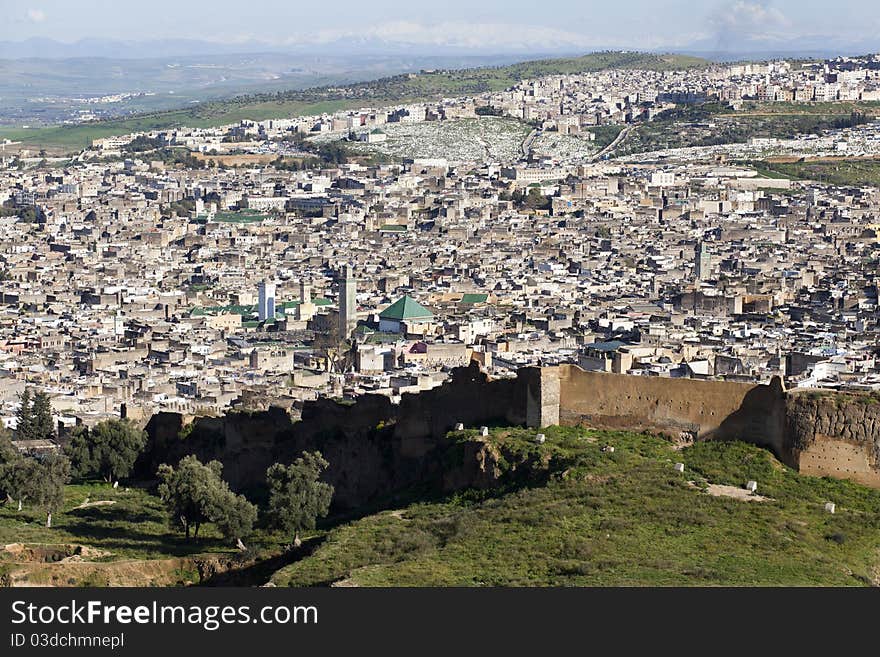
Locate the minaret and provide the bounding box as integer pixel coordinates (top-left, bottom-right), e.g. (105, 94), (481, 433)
(338, 265), (357, 339)
(695, 241), (711, 282)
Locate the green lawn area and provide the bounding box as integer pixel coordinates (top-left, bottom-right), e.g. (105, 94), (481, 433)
(272, 428), (880, 586)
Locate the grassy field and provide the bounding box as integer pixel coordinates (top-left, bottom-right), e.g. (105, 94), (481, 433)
(613, 102), (877, 157)
(0, 100), (360, 153)
(751, 158), (880, 187)
(0, 52), (706, 153)
(0, 482), (235, 560)
(272, 428), (880, 586)
(6, 425), (875, 587)
(0, 480), (298, 586)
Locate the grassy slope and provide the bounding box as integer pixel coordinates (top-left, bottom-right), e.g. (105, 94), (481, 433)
(0, 481), (289, 562)
(0, 483), (230, 560)
(0, 52), (706, 152)
(273, 428), (880, 586)
(614, 101), (880, 157)
(752, 158), (880, 187)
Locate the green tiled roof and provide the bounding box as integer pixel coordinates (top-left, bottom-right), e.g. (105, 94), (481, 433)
(214, 210), (268, 223)
(379, 295), (433, 321)
(190, 304), (254, 317)
(460, 293), (488, 305)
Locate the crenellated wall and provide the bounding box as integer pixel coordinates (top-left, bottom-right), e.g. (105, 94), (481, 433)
(138, 363), (880, 505)
(137, 363), (542, 508)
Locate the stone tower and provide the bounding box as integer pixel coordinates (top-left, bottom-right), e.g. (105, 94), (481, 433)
(338, 265), (357, 339)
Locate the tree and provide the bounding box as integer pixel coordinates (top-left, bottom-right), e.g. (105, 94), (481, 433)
(523, 187), (551, 211)
(214, 493), (258, 550)
(265, 452), (334, 547)
(1, 457), (40, 512)
(15, 388), (34, 441)
(65, 419), (147, 483)
(0, 429), (21, 504)
(32, 454), (70, 527)
(157, 456), (256, 545)
(31, 390), (55, 441)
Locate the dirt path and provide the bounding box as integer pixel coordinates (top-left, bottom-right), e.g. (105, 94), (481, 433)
(693, 482), (771, 502)
(74, 500), (116, 509)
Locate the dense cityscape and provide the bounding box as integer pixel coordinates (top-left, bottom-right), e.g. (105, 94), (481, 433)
(2, 54), (880, 432)
(2, 8), (880, 593)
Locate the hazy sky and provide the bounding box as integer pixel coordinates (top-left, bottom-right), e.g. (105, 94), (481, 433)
(2, 0), (878, 51)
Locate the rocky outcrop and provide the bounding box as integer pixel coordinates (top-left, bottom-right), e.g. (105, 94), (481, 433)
(787, 393), (880, 457)
(441, 440), (504, 492)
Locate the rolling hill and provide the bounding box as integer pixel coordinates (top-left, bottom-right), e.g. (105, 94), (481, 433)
(0, 51), (708, 153)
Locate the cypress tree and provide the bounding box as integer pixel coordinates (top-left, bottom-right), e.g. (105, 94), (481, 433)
(14, 389), (34, 441)
(31, 391), (55, 441)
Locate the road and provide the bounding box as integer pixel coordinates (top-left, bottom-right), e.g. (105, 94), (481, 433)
(590, 125), (632, 162)
(521, 128), (538, 158)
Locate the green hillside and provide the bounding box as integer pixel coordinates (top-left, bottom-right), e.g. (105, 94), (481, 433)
(1, 51), (707, 153)
(3, 426), (878, 586)
(272, 428), (880, 587)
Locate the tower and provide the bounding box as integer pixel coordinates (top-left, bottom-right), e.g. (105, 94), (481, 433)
(258, 280), (276, 322)
(338, 265), (357, 339)
(695, 241), (711, 282)
(296, 278), (316, 321)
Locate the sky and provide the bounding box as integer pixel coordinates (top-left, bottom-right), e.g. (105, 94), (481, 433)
(2, 0), (879, 53)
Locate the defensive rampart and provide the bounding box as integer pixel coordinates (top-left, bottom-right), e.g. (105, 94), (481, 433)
(138, 363), (880, 506)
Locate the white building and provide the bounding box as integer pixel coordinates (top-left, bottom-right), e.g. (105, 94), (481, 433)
(258, 281), (276, 322)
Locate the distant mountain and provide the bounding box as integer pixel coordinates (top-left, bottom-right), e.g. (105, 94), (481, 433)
(0, 38), (273, 59)
(1, 34), (878, 62)
(0, 37), (584, 60)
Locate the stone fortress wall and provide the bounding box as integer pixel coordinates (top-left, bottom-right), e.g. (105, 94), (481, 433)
(552, 365), (880, 488)
(139, 363), (880, 510)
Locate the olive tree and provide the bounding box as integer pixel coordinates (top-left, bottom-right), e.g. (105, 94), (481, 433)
(157, 455), (257, 547)
(65, 419), (147, 483)
(265, 452), (334, 548)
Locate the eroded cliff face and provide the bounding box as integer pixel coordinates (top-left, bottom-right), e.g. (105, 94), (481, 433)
(786, 393), (880, 487)
(137, 363), (541, 509)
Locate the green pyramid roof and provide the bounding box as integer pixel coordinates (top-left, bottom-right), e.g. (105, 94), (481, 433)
(379, 295), (433, 321)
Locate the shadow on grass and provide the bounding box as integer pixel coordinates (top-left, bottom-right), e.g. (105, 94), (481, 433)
(59, 517), (229, 558)
(198, 536), (327, 587)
